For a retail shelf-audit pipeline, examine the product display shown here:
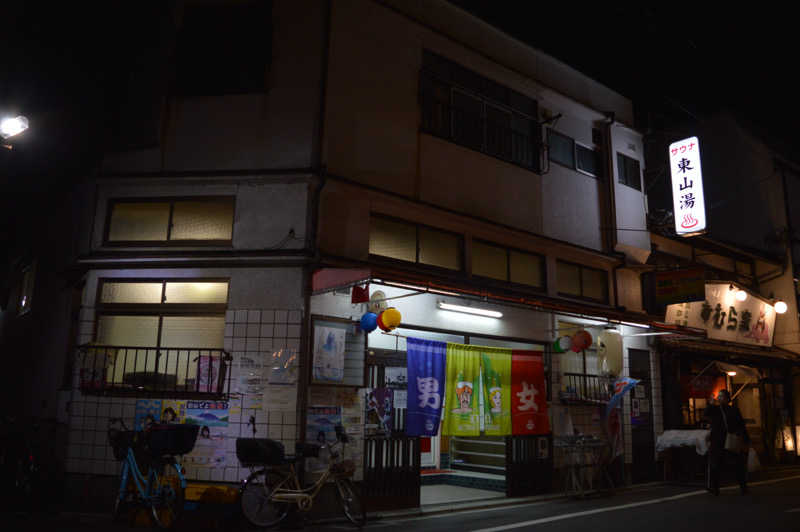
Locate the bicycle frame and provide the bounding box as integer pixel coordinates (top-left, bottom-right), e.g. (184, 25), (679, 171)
(117, 447), (185, 505)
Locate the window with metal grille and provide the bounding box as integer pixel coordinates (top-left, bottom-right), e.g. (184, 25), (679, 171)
(80, 279), (231, 397)
(420, 50), (540, 171)
(105, 197), (235, 245)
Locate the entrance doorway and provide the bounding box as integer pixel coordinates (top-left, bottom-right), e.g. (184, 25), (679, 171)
(629, 348), (656, 483)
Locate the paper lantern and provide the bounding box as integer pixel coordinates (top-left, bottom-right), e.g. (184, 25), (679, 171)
(360, 312), (378, 333)
(376, 311), (390, 332)
(552, 336), (572, 353)
(570, 330), (592, 352)
(381, 307), (402, 331)
(597, 329), (623, 376)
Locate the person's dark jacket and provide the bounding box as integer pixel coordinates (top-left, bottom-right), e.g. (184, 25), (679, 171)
(703, 403), (749, 450)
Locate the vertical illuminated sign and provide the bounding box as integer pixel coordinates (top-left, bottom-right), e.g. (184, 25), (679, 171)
(669, 136), (706, 236)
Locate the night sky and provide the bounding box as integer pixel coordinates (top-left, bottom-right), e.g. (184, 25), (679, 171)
(2, 2), (798, 261)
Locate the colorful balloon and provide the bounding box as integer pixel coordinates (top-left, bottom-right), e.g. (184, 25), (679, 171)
(381, 307), (402, 330)
(570, 330), (593, 352)
(377, 311), (390, 332)
(360, 312), (378, 333)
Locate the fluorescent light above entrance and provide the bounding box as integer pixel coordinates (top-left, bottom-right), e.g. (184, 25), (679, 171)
(619, 321), (651, 329)
(437, 301), (503, 318)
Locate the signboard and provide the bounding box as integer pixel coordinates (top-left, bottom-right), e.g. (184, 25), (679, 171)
(665, 282), (776, 346)
(669, 136), (707, 236)
(655, 268), (705, 305)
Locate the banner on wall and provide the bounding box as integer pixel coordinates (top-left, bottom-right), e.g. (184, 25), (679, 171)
(406, 338), (446, 437)
(510, 351), (549, 435)
(442, 344), (481, 436)
(480, 349), (512, 436)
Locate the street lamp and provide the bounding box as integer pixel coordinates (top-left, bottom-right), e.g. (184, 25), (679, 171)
(0, 115), (29, 139)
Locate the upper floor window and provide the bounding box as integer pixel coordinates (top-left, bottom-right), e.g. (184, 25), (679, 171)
(471, 240), (545, 289)
(369, 215), (462, 271)
(617, 152), (642, 191)
(556, 261), (609, 303)
(105, 197), (235, 245)
(548, 129), (604, 179)
(420, 50), (540, 172)
(175, 1), (272, 97)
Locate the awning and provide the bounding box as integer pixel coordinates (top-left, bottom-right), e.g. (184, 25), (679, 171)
(658, 336), (799, 364)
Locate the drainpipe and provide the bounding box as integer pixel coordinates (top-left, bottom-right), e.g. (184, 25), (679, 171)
(603, 112), (618, 255)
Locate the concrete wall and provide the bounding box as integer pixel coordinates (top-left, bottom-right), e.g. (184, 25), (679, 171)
(324, 0), (644, 253)
(102, 0), (326, 174)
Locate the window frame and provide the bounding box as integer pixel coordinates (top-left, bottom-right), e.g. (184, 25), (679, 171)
(419, 51), (541, 173)
(95, 277), (230, 316)
(575, 141), (604, 179)
(556, 260), (610, 304)
(368, 214), (464, 273)
(470, 238), (546, 292)
(547, 128), (576, 170)
(103, 196), (236, 247)
(617, 152), (642, 191)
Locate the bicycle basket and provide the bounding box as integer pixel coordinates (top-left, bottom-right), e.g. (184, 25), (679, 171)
(294, 442), (321, 459)
(147, 424), (200, 457)
(331, 459), (356, 477)
(108, 429), (136, 461)
(236, 438), (285, 466)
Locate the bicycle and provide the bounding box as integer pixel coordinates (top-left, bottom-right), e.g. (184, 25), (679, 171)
(107, 418), (199, 528)
(237, 424), (365, 528)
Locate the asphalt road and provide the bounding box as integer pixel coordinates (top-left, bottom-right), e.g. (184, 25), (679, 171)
(6, 472), (800, 531)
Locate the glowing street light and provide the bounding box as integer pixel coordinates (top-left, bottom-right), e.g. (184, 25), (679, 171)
(0, 115), (29, 139)
(774, 300), (788, 314)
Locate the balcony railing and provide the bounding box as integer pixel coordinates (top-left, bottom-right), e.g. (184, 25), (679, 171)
(559, 373), (613, 405)
(78, 345), (231, 398)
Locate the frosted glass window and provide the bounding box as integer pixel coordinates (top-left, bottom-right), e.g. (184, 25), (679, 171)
(108, 203), (170, 241)
(581, 267), (608, 302)
(96, 315), (159, 346)
(548, 129), (574, 168)
(557, 261), (581, 296)
(101, 282), (163, 304)
(369, 218), (416, 262)
(171, 199), (234, 240)
(510, 250), (544, 287)
(164, 282), (228, 304)
(160, 317), (225, 348)
(472, 241), (507, 280)
(419, 227), (461, 270)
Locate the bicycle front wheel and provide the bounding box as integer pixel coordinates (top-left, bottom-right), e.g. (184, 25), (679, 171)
(335, 478), (366, 527)
(241, 469), (289, 528)
(150, 461), (184, 529)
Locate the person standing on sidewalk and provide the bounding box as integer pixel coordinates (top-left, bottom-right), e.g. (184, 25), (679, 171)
(704, 389), (749, 495)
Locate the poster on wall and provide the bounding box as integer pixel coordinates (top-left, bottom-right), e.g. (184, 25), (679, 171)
(364, 388), (393, 437)
(269, 348), (299, 384)
(161, 400), (186, 424)
(442, 344), (481, 436)
(385, 366), (408, 388)
(306, 406), (342, 472)
(185, 400), (229, 428)
(134, 399), (162, 431)
(313, 326), (346, 383)
(197, 355), (223, 393)
(406, 338), (446, 437)
(480, 350), (511, 436)
(185, 423), (227, 467)
(510, 351), (549, 435)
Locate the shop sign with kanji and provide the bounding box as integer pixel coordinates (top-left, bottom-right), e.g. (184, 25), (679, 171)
(664, 282), (776, 346)
(669, 136), (707, 236)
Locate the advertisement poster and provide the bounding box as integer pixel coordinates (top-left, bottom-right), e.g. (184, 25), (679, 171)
(306, 406), (342, 472)
(197, 355), (223, 393)
(161, 400), (186, 424)
(405, 338), (446, 437)
(365, 388), (393, 437)
(186, 424), (227, 467)
(385, 366), (408, 388)
(264, 384), (296, 411)
(510, 351), (550, 435)
(442, 344), (481, 436)
(480, 349), (511, 436)
(313, 326), (346, 383)
(134, 399), (162, 431)
(185, 400), (229, 428)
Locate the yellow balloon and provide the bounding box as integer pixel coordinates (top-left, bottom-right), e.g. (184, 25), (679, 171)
(381, 307), (402, 330)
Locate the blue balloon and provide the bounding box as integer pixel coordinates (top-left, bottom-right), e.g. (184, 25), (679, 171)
(360, 312), (378, 333)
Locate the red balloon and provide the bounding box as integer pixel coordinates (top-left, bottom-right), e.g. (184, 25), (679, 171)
(377, 311), (391, 332)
